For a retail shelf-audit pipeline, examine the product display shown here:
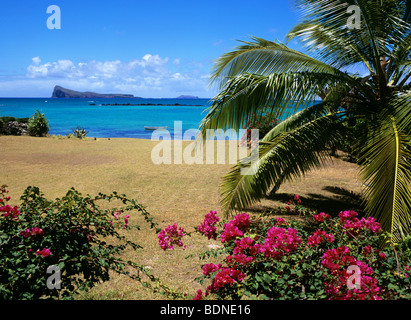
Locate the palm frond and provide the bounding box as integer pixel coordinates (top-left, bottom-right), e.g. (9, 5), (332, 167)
(359, 116), (411, 242)
(210, 36), (344, 87)
(291, 0), (411, 81)
(201, 71), (350, 137)
(220, 112), (343, 214)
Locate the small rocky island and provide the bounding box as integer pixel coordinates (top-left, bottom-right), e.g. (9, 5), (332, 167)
(51, 85), (137, 99)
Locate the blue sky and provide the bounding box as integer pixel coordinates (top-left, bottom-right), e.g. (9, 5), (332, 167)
(0, 0), (302, 98)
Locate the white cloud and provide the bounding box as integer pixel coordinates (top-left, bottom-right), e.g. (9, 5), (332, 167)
(8, 54), (217, 97)
(32, 56), (41, 65)
(27, 59), (75, 78)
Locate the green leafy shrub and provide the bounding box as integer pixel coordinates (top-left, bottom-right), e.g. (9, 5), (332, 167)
(27, 110), (50, 137)
(0, 184), (179, 300)
(72, 127), (89, 139)
(160, 198), (411, 300)
(16, 117), (30, 124)
(1, 116), (17, 123)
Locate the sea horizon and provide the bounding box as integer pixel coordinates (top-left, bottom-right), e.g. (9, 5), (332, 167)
(0, 97), (319, 140)
(0, 97), (212, 139)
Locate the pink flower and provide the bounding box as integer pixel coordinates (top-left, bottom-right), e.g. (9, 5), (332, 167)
(158, 223), (186, 250)
(307, 229), (334, 247)
(35, 248), (51, 257)
(220, 223), (243, 243)
(209, 267), (245, 291)
(343, 216), (381, 234)
(321, 246), (381, 300)
(363, 217), (381, 233)
(294, 194), (300, 201)
(362, 245), (373, 255)
(0, 205), (20, 220)
(123, 215), (130, 228)
(231, 213), (251, 230)
(260, 227), (302, 259)
(202, 263), (222, 276)
(197, 211), (220, 240)
(20, 227), (44, 238)
(230, 237), (261, 265)
(338, 210), (358, 223)
(220, 213), (250, 243)
(313, 212), (331, 222)
(274, 217), (286, 225)
(193, 289), (203, 300)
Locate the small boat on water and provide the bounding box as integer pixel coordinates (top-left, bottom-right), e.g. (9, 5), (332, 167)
(144, 126), (168, 131)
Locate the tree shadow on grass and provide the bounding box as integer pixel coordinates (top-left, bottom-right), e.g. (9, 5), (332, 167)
(264, 186), (365, 218)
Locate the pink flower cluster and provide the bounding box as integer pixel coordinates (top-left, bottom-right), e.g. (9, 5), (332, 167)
(123, 215), (130, 229)
(197, 210), (220, 240)
(112, 210), (131, 229)
(227, 237), (262, 265)
(1, 204), (20, 220)
(35, 248), (52, 258)
(20, 227), (44, 238)
(313, 212), (331, 222)
(338, 210), (381, 234)
(158, 223), (186, 250)
(321, 246), (381, 300)
(220, 213), (251, 243)
(260, 227), (302, 259)
(307, 229), (334, 247)
(193, 289), (203, 300)
(212, 267), (245, 290)
(202, 263), (223, 276)
(196, 263), (246, 299)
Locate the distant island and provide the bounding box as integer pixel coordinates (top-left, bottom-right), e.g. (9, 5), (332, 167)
(51, 85), (138, 98)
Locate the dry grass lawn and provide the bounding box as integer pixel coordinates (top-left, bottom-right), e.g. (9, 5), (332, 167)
(0, 135), (364, 299)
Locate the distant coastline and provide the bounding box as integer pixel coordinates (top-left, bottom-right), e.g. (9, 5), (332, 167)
(50, 85), (206, 100)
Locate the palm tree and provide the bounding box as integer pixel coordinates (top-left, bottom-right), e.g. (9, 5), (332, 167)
(199, 0), (411, 242)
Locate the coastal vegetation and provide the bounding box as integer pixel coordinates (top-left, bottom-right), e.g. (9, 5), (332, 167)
(27, 110), (50, 137)
(0, 111), (49, 137)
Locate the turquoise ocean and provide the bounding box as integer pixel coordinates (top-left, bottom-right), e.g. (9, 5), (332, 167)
(0, 98), (212, 139)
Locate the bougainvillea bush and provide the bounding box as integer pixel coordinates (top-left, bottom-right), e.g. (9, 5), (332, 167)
(0, 184), (177, 300)
(159, 199), (411, 300)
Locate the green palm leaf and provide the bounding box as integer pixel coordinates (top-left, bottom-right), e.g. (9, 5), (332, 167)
(220, 111), (342, 214)
(210, 36), (345, 86)
(201, 71), (349, 137)
(359, 115), (411, 242)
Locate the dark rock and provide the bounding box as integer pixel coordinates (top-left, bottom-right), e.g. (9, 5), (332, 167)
(2, 121), (28, 136)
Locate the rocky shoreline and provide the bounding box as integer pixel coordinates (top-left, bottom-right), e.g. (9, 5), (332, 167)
(0, 120), (28, 136)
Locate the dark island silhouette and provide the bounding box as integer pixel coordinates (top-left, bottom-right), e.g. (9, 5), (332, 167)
(51, 86), (206, 106)
(51, 85), (138, 99)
